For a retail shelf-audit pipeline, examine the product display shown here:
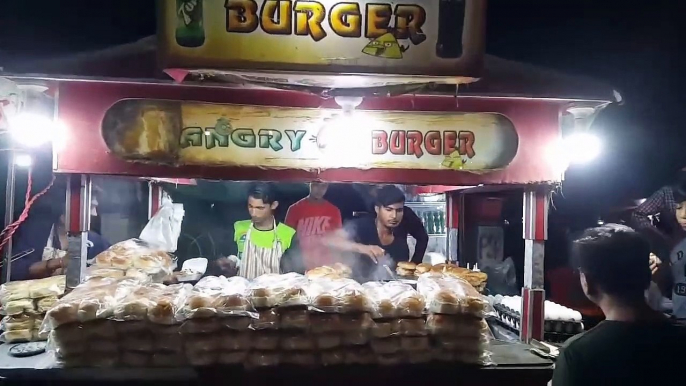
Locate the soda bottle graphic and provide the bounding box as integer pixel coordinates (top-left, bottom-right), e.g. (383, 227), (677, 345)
(176, 0), (205, 48)
(436, 0), (465, 58)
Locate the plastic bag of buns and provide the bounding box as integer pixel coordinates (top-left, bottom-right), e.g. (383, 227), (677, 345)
(425, 314), (489, 337)
(3, 314), (35, 331)
(112, 283), (166, 321)
(146, 283), (192, 324)
(308, 278), (371, 314)
(417, 274), (490, 317)
(363, 281), (424, 319)
(248, 273), (309, 309)
(181, 276), (253, 319)
(1, 276), (65, 306)
(92, 238), (175, 281)
(42, 277), (138, 332)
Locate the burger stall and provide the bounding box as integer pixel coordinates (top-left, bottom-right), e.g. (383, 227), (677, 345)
(0, 0), (618, 384)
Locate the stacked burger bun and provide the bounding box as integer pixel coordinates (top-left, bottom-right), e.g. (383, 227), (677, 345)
(180, 276), (254, 366)
(395, 262), (417, 277)
(308, 277), (374, 366)
(41, 269), (493, 368)
(363, 281), (428, 365)
(417, 274), (490, 364)
(305, 263), (352, 280)
(88, 239), (175, 284)
(0, 276), (64, 343)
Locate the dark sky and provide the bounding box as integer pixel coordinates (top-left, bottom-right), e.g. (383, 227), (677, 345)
(0, 0), (683, 216)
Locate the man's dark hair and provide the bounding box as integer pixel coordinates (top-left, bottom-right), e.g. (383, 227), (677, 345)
(248, 182), (277, 204)
(571, 224), (651, 297)
(374, 185), (405, 207)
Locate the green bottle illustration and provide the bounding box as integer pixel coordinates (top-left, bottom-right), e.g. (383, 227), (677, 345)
(176, 0), (205, 48)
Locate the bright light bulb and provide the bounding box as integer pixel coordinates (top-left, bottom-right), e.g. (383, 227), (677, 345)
(8, 113), (57, 148)
(14, 154), (32, 167)
(564, 132), (601, 164)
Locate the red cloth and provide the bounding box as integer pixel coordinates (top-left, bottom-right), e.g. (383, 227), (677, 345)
(285, 199), (342, 269)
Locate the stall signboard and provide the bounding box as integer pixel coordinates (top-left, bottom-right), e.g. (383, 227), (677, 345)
(102, 100), (518, 172)
(158, 0), (486, 86)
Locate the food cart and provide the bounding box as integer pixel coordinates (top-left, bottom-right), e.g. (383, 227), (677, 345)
(0, 0), (619, 384)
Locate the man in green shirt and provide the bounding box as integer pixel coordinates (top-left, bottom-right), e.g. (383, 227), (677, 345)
(217, 183), (304, 279)
(552, 224), (685, 386)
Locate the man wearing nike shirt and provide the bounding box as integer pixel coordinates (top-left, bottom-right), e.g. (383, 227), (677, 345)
(356, 184), (428, 264)
(285, 182), (342, 269)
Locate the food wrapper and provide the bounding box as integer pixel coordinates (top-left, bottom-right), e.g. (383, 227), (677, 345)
(49, 323), (84, 347)
(339, 313), (373, 332)
(180, 276), (253, 319)
(308, 278), (371, 314)
(92, 238), (175, 282)
(115, 320), (149, 334)
(185, 333), (220, 353)
(417, 274), (490, 317)
(248, 273), (309, 309)
(362, 281), (424, 319)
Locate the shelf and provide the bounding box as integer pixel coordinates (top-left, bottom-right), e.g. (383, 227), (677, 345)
(406, 202), (446, 207)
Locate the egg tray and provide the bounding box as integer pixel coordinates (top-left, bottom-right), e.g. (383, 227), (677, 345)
(492, 304), (584, 341)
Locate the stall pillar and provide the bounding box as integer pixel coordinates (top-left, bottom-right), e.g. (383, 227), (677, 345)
(65, 174), (91, 289)
(520, 187), (550, 342)
(148, 182), (164, 219)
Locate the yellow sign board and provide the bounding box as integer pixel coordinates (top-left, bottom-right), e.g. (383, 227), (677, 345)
(103, 100), (518, 171)
(159, 0), (486, 83)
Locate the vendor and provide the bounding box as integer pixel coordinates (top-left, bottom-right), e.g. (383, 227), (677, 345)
(325, 185), (409, 281)
(355, 184), (428, 264)
(218, 183), (304, 279)
(285, 182), (342, 269)
(12, 211), (110, 281)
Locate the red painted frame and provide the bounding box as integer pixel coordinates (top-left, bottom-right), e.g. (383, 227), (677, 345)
(54, 80), (593, 185)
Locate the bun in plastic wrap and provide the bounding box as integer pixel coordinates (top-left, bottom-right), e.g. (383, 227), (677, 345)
(370, 337), (400, 354)
(247, 351), (280, 367)
(343, 330), (369, 346)
(394, 318), (427, 336)
(250, 308), (279, 330)
(185, 333), (220, 353)
(320, 349), (345, 366)
(280, 333), (314, 351)
(121, 351), (151, 367)
(147, 284), (192, 325)
(310, 313), (342, 334)
(282, 351), (317, 366)
(417, 274), (489, 316)
(218, 351), (248, 365)
(279, 308), (309, 330)
(308, 278), (367, 313)
(221, 316), (252, 331)
(219, 332), (251, 351)
(251, 331), (280, 350)
(315, 334), (342, 349)
(400, 336), (430, 351)
(180, 318), (221, 334)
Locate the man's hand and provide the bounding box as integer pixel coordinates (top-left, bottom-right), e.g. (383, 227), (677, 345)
(216, 255), (239, 276)
(649, 253), (661, 275)
(357, 245), (385, 263)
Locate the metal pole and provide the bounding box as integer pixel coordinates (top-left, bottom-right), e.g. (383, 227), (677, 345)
(2, 151), (16, 283)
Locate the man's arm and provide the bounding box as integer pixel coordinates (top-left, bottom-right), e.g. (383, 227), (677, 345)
(322, 220), (384, 261)
(404, 207), (429, 264)
(631, 187), (670, 248)
(280, 234), (306, 274)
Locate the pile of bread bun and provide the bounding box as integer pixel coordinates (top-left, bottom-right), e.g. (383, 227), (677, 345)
(418, 274), (490, 364)
(40, 270), (491, 368)
(305, 263), (352, 280)
(395, 262), (488, 293)
(0, 275), (64, 343)
(87, 239), (175, 284)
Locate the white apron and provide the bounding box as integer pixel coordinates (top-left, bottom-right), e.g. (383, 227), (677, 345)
(670, 238), (686, 319)
(238, 222), (283, 280)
